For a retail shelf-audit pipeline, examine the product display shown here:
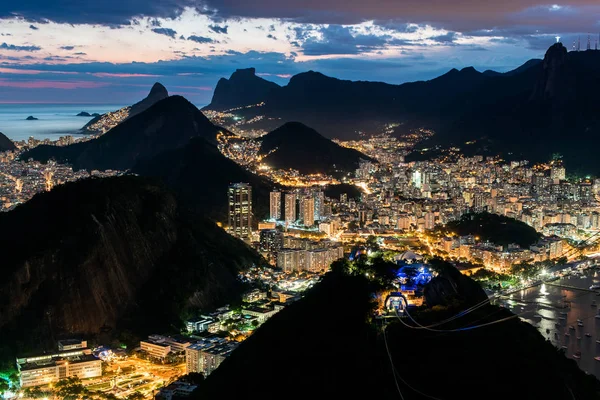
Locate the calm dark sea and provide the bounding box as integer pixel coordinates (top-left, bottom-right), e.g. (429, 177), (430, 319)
(496, 270), (600, 380)
(0, 104), (124, 141)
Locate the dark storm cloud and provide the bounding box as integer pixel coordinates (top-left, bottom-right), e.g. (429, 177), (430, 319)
(208, 24), (228, 34)
(430, 32), (457, 43)
(0, 42), (41, 51)
(152, 27), (177, 38)
(0, 0), (202, 25)
(1, 0), (598, 39)
(188, 35), (216, 43)
(204, 0), (600, 32)
(302, 25), (389, 56)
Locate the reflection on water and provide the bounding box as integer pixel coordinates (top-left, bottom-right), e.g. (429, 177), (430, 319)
(495, 269), (600, 380)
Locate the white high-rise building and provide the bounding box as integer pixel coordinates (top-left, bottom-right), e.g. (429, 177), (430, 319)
(285, 193), (297, 224)
(303, 196), (315, 227)
(270, 191), (282, 220)
(228, 183), (252, 239)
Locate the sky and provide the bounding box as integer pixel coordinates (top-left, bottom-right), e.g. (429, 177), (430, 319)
(0, 1), (599, 105)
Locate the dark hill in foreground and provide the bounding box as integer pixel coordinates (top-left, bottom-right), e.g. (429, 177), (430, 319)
(0, 176), (261, 360)
(23, 95), (220, 171)
(0, 132), (15, 152)
(258, 122), (373, 175)
(193, 261), (600, 399)
(133, 137), (274, 220)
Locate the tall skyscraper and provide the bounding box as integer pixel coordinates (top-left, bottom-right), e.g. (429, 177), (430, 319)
(270, 191), (282, 220)
(285, 193), (297, 225)
(313, 191), (324, 221)
(303, 196), (315, 227)
(228, 183), (252, 239)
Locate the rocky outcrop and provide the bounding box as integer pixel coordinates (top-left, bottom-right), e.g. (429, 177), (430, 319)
(0, 176), (260, 350)
(531, 42), (574, 104)
(129, 82), (169, 117)
(205, 68), (280, 111)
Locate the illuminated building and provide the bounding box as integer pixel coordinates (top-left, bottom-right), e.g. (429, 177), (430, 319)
(185, 339), (239, 375)
(259, 229), (283, 252)
(313, 191), (324, 221)
(140, 339), (171, 359)
(186, 318), (213, 334)
(17, 346), (102, 388)
(258, 221), (276, 230)
(551, 166), (566, 181)
(228, 183), (253, 239)
(58, 339), (87, 351)
(270, 191), (282, 220)
(285, 193), (297, 224)
(302, 196), (315, 227)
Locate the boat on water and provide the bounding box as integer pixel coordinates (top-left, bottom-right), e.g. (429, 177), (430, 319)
(577, 319), (583, 323)
(586, 333), (592, 337)
(578, 322), (584, 327)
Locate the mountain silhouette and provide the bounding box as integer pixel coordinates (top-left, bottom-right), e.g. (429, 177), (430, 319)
(206, 68), (280, 111)
(0, 176), (260, 357)
(258, 122), (374, 175)
(23, 95), (220, 171)
(0, 132), (16, 152)
(133, 136), (274, 220)
(204, 43), (600, 173)
(82, 82), (169, 132)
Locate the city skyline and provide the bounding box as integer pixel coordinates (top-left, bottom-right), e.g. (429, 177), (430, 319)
(0, 1), (600, 103)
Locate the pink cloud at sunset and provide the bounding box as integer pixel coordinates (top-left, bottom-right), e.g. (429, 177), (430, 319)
(0, 79), (109, 89)
(0, 67), (79, 75)
(89, 72), (162, 78)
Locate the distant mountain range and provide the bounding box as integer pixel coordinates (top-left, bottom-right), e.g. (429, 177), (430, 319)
(0, 176), (261, 357)
(258, 121), (373, 175)
(205, 44), (600, 174)
(0, 132), (15, 152)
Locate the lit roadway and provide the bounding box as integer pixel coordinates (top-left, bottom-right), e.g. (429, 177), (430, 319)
(85, 357), (184, 399)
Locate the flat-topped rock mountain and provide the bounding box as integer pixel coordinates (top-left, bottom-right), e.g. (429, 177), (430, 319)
(205, 67), (280, 111)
